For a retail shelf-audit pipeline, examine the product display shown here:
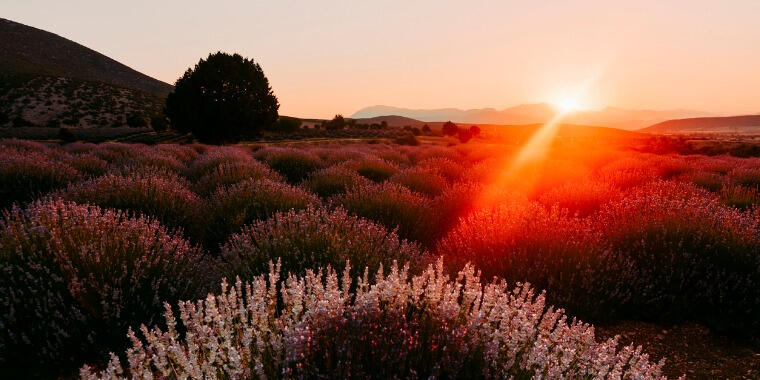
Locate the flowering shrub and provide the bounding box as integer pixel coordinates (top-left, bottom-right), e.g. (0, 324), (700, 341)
(193, 160), (282, 196)
(254, 147), (323, 183)
(186, 146), (255, 180)
(301, 165), (371, 198)
(204, 179), (320, 249)
(416, 157), (466, 182)
(390, 166), (448, 196)
(0, 149), (79, 209)
(80, 261), (668, 379)
(341, 157), (399, 182)
(331, 181), (430, 243)
(436, 201), (595, 308)
(91, 143), (141, 163)
(729, 165), (760, 188)
(154, 144), (200, 164)
(592, 181), (760, 332)
(67, 153), (110, 178)
(0, 200), (205, 376)
(410, 144), (463, 162)
(595, 157), (658, 189)
(312, 146), (370, 165)
(438, 181), (760, 333)
(537, 179), (621, 216)
(683, 170), (725, 192)
(373, 147), (411, 166)
(719, 183), (760, 209)
(222, 207), (425, 280)
(58, 172), (203, 237)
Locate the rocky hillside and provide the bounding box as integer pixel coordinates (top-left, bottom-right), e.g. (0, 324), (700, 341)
(0, 18), (172, 129)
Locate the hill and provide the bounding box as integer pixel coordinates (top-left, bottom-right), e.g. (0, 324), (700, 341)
(0, 18), (172, 129)
(640, 115), (760, 134)
(351, 104), (712, 130)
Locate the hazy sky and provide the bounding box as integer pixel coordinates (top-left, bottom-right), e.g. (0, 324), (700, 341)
(4, 1), (759, 118)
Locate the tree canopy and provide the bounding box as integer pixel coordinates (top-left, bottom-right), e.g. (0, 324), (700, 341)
(166, 52), (279, 144)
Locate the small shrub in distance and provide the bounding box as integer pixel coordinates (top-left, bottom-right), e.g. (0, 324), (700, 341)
(0, 200), (205, 377)
(81, 261), (667, 379)
(221, 206), (425, 280)
(126, 113), (148, 128)
(394, 133), (420, 146)
(441, 120), (458, 136)
(274, 115), (302, 132)
(150, 114), (169, 132)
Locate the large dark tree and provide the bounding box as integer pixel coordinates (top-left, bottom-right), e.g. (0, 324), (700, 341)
(166, 52), (279, 144)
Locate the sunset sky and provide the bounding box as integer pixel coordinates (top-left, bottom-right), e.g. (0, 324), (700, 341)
(4, 1), (759, 118)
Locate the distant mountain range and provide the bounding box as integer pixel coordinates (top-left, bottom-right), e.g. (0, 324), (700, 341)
(0, 18), (172, 128)
(352, 104), (714, 131)
(640, 115), (760, 134)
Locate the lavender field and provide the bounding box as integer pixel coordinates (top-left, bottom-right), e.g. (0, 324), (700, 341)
(1, 138), (758, 378)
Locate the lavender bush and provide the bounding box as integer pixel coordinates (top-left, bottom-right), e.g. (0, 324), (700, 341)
(81, 260), (669, 379)
(221, 206), (425, 280)
(0, 200), (206, 376)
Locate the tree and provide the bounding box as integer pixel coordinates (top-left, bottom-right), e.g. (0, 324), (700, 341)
(380, 121), (388, 129)
(469, 125), (481, 136)
(422, 124), (431, 133)
(411, 127), (421, 136)
(166, 52), (279, 144)
(325, 114), (346, 130)
(276, 116), (302, 133)
(442, 121), (459, 136)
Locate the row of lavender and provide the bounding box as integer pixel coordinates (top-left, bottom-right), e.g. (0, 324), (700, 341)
(1, 138), (758, 378)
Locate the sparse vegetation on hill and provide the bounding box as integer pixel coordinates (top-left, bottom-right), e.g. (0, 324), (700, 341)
(0, 18), (171, 130)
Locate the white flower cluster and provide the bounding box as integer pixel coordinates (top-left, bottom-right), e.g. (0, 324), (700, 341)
(81, 260), (669, 379)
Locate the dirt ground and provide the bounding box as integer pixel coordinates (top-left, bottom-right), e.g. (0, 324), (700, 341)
(596, 321), (760, 379)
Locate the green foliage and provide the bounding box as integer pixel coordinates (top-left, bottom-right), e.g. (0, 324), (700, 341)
(166, 52), (279, 144)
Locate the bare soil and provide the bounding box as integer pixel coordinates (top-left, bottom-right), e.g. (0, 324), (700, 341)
(596, 321), (760, 379)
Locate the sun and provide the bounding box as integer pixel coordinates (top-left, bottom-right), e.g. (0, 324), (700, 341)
(555, 97), (581, 112)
